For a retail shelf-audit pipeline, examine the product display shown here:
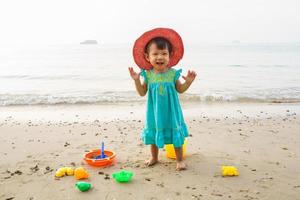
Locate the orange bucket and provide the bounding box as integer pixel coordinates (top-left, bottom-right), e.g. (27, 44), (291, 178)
(84, 150), (116, 167)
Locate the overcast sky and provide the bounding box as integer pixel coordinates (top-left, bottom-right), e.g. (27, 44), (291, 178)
(0, 0), (299, 45)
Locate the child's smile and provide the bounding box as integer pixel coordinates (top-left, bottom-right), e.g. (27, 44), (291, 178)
(155, 61), (166, 67)
(145, 43), (170, 73)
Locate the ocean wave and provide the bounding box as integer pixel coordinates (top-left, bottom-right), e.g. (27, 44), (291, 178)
(1, 93), (300, 106)
(181, 94), (300, 103)
(0, 92), (144, 106)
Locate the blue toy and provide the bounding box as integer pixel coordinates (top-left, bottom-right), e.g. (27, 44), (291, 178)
(95, 142), (107, 159)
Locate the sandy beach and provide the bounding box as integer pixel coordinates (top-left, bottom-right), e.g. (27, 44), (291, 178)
(0, 102), (299, 200)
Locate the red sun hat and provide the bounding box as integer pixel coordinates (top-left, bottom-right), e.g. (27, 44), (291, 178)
(133, 28), (184, 70)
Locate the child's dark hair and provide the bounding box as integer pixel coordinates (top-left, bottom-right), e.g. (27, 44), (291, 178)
(144, 37), (172, 54)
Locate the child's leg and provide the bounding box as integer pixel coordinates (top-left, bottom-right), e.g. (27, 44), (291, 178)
(145, 144), (159, 166)
(174, 147), (187, 170)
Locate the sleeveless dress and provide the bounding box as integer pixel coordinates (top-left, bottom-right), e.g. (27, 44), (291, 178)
(140, 68), (189, 148)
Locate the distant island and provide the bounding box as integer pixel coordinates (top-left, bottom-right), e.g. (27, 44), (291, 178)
(80, 40), (98, 45)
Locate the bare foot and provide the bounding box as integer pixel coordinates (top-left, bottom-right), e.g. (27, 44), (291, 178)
(145, 157), (158, 167)
(176, 161), (187, 171)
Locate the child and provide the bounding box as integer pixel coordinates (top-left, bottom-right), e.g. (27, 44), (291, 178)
(129, 28), (196, 170)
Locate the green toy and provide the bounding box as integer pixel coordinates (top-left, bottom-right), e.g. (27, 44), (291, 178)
(75, 181), (91, 192)
(112, 170), (134, 183)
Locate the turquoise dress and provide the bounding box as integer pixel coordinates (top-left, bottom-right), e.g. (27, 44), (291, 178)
(140, 68), (189, 148)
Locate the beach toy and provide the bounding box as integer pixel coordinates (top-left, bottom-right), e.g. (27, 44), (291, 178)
(84, 149), (116, 167)
(74, 167), (89, 180)
(165, 139), (187, 159)
(66, 167), (74, 176)
(55, 167), (74, 177)
(55, 168), (66, 177)
(75, 181), (91, 192)
(95, 142), (107, 159)
(112, 170), (134, 183)
(222, 166), (239, 176)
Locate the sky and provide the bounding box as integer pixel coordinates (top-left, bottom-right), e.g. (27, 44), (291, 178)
(0, 0), (299, 45)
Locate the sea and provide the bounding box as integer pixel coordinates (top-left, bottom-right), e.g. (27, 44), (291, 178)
(0, 43), (300, 106)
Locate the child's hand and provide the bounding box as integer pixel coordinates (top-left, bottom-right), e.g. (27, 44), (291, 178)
(128, 67), (140, 81)
(182, 70), (197, 84)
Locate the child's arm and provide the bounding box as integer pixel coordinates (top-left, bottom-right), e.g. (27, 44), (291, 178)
(134, 79), (147, 96)
(175, 70), (197, 93)
(128, 67), (147, 96)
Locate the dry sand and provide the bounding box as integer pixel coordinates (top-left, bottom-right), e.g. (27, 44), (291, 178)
(0, 103), (299, 200)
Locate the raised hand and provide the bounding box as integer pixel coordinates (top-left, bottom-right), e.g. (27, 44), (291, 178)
(182, 70), (197, 84)
(128, 67), (140, 81)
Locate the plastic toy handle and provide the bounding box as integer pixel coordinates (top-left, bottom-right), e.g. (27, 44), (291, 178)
(101, 142), (105, 158)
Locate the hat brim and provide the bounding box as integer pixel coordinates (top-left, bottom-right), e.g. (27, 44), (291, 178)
(133, 28), (184, 70)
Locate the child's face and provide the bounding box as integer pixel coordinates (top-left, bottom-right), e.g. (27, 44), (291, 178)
(145, 43), (170, 72)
